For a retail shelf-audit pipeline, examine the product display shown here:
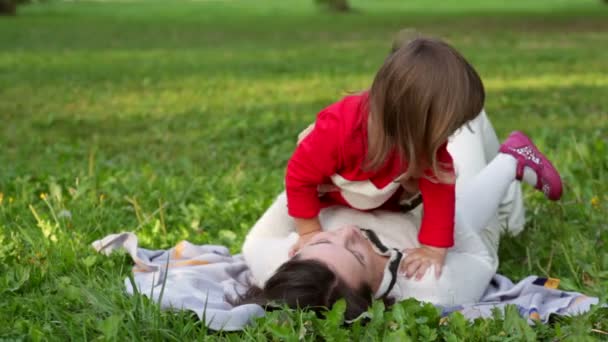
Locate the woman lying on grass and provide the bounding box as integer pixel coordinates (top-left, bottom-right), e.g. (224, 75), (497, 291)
(241, 112), (563, 320)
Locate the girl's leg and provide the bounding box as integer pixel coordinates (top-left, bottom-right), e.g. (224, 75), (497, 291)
(478, 110), (501, 164)
(448, 111), (526, 235)
(406, 125), (514, 304)
(455, 153), (519, 234)
(448, 111), (492, 189)
(412, 128), (562, 307)
(478, 111), (527, 234)
(456, 131), (563, 235)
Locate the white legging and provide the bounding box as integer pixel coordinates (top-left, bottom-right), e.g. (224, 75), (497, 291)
(242, 111), (525, 304)
(389, 152), (523, 305)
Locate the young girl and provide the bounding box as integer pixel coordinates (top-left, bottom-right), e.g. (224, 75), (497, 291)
(274, 37), (562, 280)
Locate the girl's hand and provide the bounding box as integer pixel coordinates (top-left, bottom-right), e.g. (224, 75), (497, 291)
(288, 230), (321, 257)
(400, 245), (447, 280)
(289, 217), (322, 257)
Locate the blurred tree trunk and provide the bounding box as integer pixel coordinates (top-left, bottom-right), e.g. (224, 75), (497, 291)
(315, 0), (350, 12)
(0, 0), (17, 15)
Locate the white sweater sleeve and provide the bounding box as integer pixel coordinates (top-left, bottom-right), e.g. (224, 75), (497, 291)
(242, 233), (298, 287)
(241, 192), (298, 287)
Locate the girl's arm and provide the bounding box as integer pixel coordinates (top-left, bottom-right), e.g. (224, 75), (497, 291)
(288, 217), (323, 256)
(294, 217), (322, 236)
(285, 108), (342, 254)
(285, 109), (342, 225)
(401, 144), (455, 279)
(417, 143), (456, 248)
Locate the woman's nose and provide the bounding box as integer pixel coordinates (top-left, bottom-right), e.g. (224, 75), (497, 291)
(340, 225), (360, 241)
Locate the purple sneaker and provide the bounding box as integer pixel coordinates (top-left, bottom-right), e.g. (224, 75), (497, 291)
(499, 131), (563, 201)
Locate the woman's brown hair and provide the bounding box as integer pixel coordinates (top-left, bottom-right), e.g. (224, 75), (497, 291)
(238, 258), (392, 321)
(366, 35), (485, 183)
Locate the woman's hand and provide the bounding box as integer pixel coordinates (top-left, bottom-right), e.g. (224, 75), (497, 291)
(400, 245), (447, 280)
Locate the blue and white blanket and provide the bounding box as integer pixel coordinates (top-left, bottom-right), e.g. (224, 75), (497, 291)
(92, 232), (600, 331)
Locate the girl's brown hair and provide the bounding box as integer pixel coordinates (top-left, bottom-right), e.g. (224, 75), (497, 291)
(366, 35), (485, 183)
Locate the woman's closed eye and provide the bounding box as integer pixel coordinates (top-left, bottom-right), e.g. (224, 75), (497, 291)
(308, 239), (365, 266)
(309, 239), (332, 246)
(349, 249), (365, 266)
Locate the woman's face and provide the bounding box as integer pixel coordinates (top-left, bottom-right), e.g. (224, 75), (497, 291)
(296, 225), (380, 289)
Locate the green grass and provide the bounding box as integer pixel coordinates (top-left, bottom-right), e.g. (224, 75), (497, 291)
(1, 0), (607, 340)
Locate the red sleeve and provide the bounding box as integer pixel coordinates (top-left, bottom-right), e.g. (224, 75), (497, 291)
(417, 143), (456, 248)
(285, 109), (341, 218)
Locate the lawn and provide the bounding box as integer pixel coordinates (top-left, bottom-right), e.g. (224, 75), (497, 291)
(0, 0), (607, 340)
